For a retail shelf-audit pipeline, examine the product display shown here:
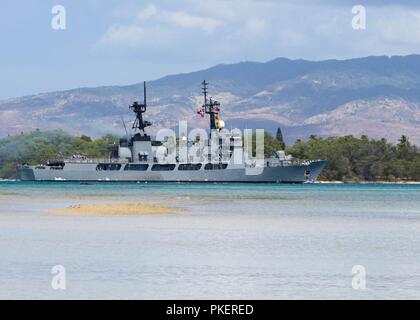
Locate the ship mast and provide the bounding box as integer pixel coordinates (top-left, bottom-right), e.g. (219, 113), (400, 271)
(199, 80), (221, 137)
(202, 80), (208, 106)
(130, 81), (151, 136)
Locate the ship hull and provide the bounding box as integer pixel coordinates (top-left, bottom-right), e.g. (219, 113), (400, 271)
(17, 160), (326, 183)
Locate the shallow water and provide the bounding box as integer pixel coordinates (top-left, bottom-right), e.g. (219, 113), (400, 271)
(0, 181), (420, 299)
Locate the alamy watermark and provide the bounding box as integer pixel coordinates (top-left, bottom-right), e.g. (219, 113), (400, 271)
(51, 265), (66, 290)
(352, 5), (366, 30)
(150, 122), (265, 175)
(352, 265), (366, 290)
(51, 5), (66, 30)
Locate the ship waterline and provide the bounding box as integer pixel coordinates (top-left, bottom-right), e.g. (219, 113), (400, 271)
(18, 160), (326, 182)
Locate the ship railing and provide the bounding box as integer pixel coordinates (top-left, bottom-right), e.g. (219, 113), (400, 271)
(61, 158), (129, 164)
(265, 158), (318, 167)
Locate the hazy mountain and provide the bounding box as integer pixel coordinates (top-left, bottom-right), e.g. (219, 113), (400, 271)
(1, 55), (420, 145)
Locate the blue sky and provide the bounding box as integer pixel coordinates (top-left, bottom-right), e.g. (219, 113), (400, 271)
(1, 0), (420, 99)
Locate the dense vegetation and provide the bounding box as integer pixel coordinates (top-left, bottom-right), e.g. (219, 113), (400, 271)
(286, 134), (420, 181)
(0, 130), (419, 181)
(0, 130), (118, 179)
(250, 129), (419, 181)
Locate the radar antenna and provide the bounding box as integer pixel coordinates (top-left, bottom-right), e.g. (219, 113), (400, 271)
(130, 81), (151, 136)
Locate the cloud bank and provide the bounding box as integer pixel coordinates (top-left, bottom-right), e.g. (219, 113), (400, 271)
(94, 0), (420, 64)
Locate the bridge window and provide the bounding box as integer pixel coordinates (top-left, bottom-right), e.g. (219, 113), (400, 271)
(96, 163), (122, 171)
(47, 161), (65, 167)
(124, 164), (149, 171)
(204, 163), (228, 170)
(178, 163), (202, 171)
(151, 164), (176, 171)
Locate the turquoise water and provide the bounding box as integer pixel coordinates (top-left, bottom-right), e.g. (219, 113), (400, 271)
(1, 182), (420, 299)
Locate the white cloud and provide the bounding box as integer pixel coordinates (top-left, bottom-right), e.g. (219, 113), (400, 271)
(96, 3), (223, 50)
(96, 24), (145, 48)
(375, 10), (420, 45)
(163, 11), (222, 32)
(137, 4), (158, 21)
(136, 4), (223, 33)
(245, 18), (268, 34)
(94, 1), (420, 63)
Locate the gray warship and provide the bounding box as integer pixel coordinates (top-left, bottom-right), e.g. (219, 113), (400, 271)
(18, 81), (326, 182)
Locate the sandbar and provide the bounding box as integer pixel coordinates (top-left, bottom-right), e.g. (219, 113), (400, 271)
(49, 203), (183, 216)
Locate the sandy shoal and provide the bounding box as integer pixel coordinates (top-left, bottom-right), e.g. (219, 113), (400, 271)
(49, 203), (183, 216)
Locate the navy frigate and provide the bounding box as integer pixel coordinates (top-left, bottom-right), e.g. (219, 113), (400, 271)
(18, 81), (326, 182)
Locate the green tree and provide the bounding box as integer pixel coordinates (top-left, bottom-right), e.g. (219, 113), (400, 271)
(286, 134), (419, 181)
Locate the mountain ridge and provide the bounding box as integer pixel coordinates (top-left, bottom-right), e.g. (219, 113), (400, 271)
(1, 55), (420, 144)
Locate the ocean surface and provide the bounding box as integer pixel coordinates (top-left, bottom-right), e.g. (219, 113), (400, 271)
(0, 181), (419, 299)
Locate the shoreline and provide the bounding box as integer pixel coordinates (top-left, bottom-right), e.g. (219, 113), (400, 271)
(317, 180), (420, 184)
(1, 179), (420, 184)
